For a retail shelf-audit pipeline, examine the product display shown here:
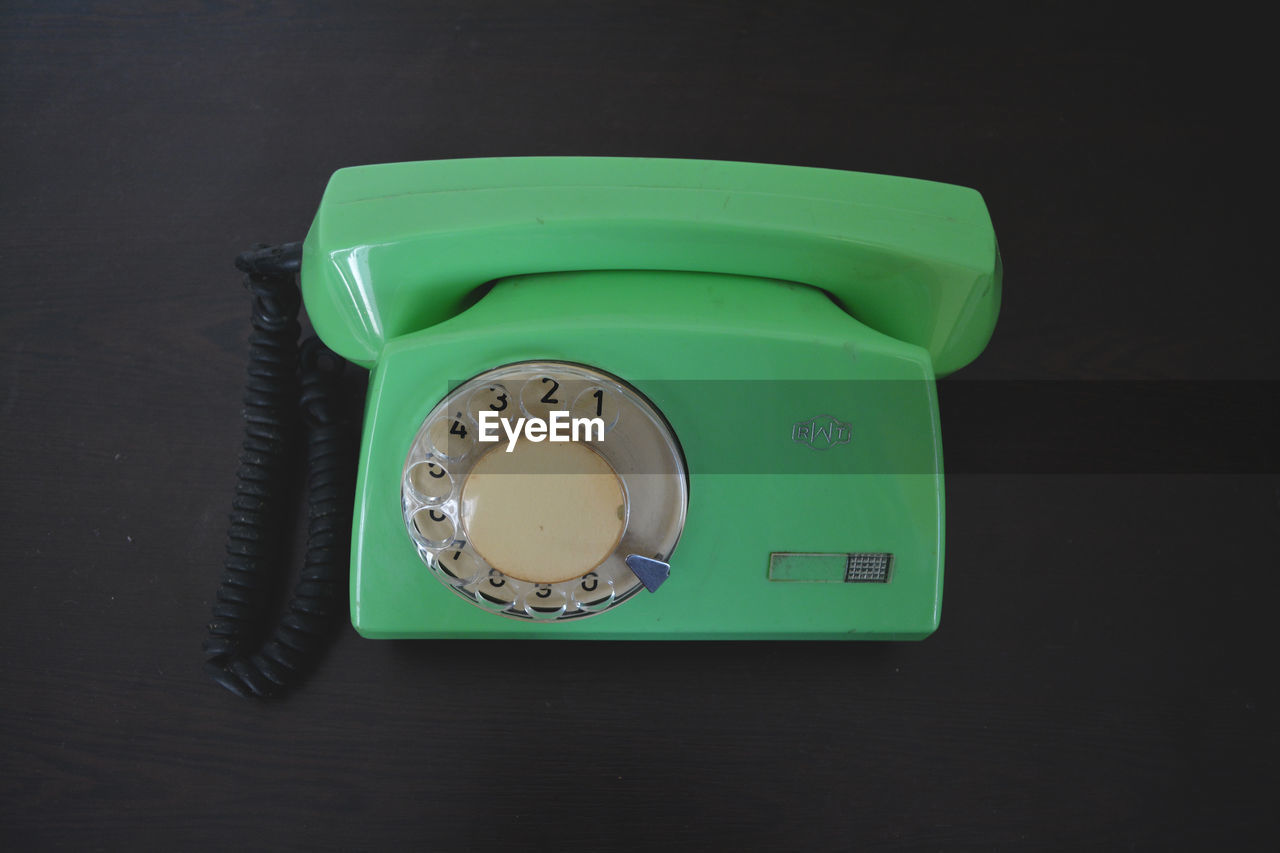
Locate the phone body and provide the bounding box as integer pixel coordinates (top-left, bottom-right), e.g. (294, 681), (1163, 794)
(300, 157), (1000, 640)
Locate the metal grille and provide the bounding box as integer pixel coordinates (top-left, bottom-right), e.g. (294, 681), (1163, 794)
(844, 552), (892, 583)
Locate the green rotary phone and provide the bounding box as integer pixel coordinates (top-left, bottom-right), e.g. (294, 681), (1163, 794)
(206, 157), (1001, 695)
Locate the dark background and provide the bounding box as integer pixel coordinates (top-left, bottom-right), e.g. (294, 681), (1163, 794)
(2, 2), (1276, 849)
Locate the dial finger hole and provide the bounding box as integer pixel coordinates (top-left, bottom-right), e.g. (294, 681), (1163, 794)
(427, 411), (474, 460)
(467, 383), (513, 422)
(570, 385), (621, 434)
(411, 507), (456, 548)
(522, 584), (568, 621)
(406, 460), (452, 502)
(519, 374), (568, 421)
(474, 568), (517, 608)
(570, 571), (616, 611)
(435, 547), (480, 583)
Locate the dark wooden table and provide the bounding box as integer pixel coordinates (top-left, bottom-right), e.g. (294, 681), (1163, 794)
(2, 3), (1275, 849)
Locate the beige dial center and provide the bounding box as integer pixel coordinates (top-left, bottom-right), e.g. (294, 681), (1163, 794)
(459, 439), (627, 584)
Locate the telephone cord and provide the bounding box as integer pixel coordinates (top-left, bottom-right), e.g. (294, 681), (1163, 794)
(202, 243), (356, 698)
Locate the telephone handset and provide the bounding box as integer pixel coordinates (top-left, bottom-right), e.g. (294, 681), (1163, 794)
(206, 158), (1000, 695)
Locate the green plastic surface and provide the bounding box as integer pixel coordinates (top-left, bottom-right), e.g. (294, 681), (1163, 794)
(302, 157), (1000, 377)
(299, 158), (1002, 640)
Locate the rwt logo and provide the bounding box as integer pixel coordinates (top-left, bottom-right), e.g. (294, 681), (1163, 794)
(792, 415), (852, 450)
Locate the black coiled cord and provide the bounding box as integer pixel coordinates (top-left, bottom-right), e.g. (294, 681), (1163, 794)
(203, 242), (357, 698)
